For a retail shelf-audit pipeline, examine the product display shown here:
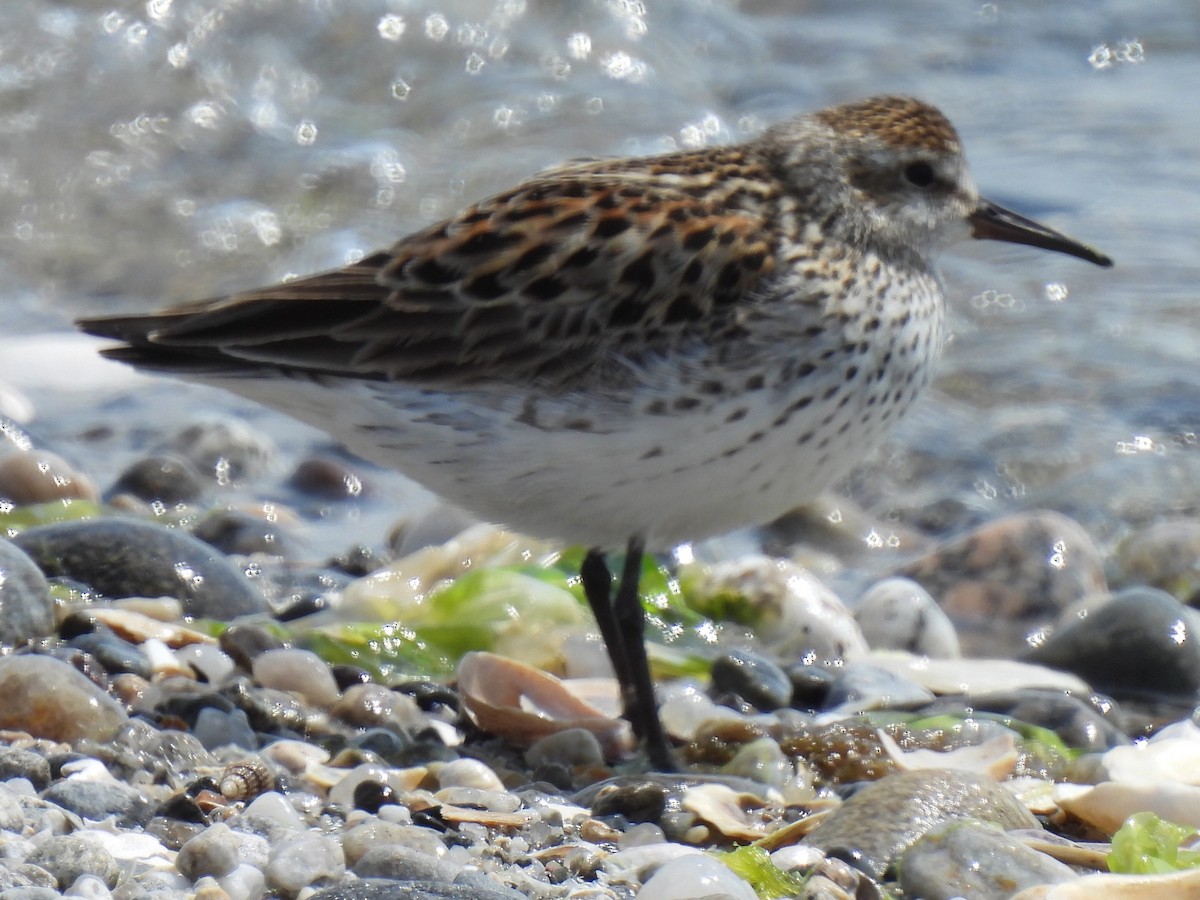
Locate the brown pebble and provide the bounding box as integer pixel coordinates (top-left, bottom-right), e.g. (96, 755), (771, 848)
(0, 451), (98, 503)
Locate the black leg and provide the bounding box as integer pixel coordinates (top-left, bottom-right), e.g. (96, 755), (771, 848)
(580, 539), (676, 772)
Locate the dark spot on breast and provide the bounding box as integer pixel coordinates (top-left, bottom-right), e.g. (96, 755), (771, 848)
(595, 192), (620, 210)
(797, 431), (814, 444)
(554, 211), (589, 229)
(683, 226), (716, 251)
(725, 407), (748, 423)
(460, 209), (492, 225)
(747, 430), (764, 443)
(717, 261), (742, 290)
(640, 446), (663, 460)
(525, 276), (568, 301)
(698, 380), (724, 395)
(563, 246), (599, 268)
(621, 252), (657, 290)
(718, 229), (738, 246)
(743, 250), (767, 271)
(845, 365), (859, 381)
(681, 260), (704, 285)
(413, 259), (459, 284)
(557, 182), (588, 199)
(665, 295), (704, 323)
(457, 230), (523, 255)
(645, 399), (667, 415)
(721, 446), (742, 458)
(673, 396), (701, 411)
(609, 296), (648, 327)
(504, 204), (549, 222)
(464, 273), (508, 299)
(564, 418), (594, 432)
(744, 374), (764, 391)
(513, 242), (557, 271)
(668, 207), (691, 223)
(594, 216), (633, 238)
(797, 362), (816, 378)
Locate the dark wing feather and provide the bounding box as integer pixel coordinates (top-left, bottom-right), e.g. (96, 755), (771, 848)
(78, 146), (782, 390)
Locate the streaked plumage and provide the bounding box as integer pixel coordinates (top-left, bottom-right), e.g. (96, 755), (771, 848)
(79, 96), (1112, 769)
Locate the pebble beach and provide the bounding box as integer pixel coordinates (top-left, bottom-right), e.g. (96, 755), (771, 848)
(2, 1), (1199, 898)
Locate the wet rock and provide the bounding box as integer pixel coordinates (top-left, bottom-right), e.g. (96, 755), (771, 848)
(161, 418), (275, 482)
(218, 623), (286, 672)
(0, 748), (52, 790)
(0, 450), (98, 503)
(803, 768), (1039, 879)
(822, 661), (935, 713)
(854, 577), (961, 658)
(351, 845), (446, 881)
(252, 649), (340, 708)
(13, 518), (266, 618)
(683, 556), (868, 660)
(288, 455), (371, 500)
(1115, 519), (1200, 603)
(192, 509), (297, 558)
(0, 541), (55, 644)
(109, 454), (205, 504)
(26, 835), (119, 889)
(42, 779), (153, 826)
(525, 728), (605, 771)
(899, 510), (1105, 647)
(68, 632), (152, 679)
(638, 853), (757, 900)
(177, 823), (241, 881)
(1024, 587), (1200, 700)
(308, 880), (521, 900)
(265, 832), (344, 893)
(710, 649), (793, 712)
(0, 655), (128, 742)
(897, 820), (1077, 899)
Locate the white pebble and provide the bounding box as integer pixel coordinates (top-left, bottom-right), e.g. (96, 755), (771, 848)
(637, 854), (757, 900)
(218, 862), (267, 900)
(64, 874), (112, 900)
(436, 758), (504, 791)
(252, 649), (341, 707)
(265, 832), (344, 893)
(243, 792), (305, 830)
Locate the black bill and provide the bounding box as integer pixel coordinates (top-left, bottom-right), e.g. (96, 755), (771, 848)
(970, 198), (1113, 268)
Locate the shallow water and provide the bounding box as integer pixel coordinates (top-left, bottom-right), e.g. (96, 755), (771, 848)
(0, 0), (1194, 558)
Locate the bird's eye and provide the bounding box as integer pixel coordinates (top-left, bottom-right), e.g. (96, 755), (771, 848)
(903, 161), (936, 188)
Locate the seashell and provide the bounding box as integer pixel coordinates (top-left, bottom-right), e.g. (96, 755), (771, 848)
(1010, 865), (1200, 899)
(1056, 780), (1200, 834)
(219, 758), (274, 801)
(88, 607), (215, 648)
(878, 730), (1019, 780)
(680, 782), (769, 841)
(456, 651), (633, 758)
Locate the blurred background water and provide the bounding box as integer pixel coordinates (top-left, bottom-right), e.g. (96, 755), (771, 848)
(0, 0), (1195, 559)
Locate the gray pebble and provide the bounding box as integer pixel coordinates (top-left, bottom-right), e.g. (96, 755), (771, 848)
(42, 780), (152, 827)
(176, 824), (241, 881)
(265, 832), (344, 893)
(854, 577), (961, 658)
(109, 454), (205, 504)
(13, 518), (266, 619)
(822, 660), (935, 712)
(0, 541), (55, 645)
(351, 846), (445, 881)
(525, 728), (605, 770)
(710, 649), (793, 711)
(309, 881), (521, 900)
(0, 889), (62, 900)
(803, 768), (1039, 879)
(0, 788), (25, 833)
(1024, 587), (1200, 699)
(0, 749), (51, 791)
(897, 820), (1077, 899)
(26, 836), (119, 889)
(0, 657), (128, 743)
(193, 708), (257, 753)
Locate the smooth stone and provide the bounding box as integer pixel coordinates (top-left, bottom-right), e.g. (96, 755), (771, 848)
(1023, 587), (1200, 699)
(854, 577), (961, 658)
(436, 759), (504, 792)
(0, 541), (55, 644)
(176, 824), (241, 881)
(264, 832), (344, 893)
(216, 862), (265, 900)
(1115, 519), (1200, 602)
(217, 624), (285, 672)
(636, 853), (757, 900)
(68, 632), (152, 680)
(42, 780), (152, 827)
(287, 455), (371, 500)
(803, 768), (1039, 879)
(109, 455), (205, 504)
(0, 450), (98, 504)
(26, 836), (119, 889)
(0, 787), (25, 833)
(928, 689), (1129, 753)
(341, 821), (447, 867)
(193, 708), (257, 752)
(0, 748), (52, 791)
(0, 889), (62, 900)
(160, 418), (275, 482)
(897, 820), (1077, 899)
(251, 649), (340, 708)
(0, 656), (128, 742)
(192, 509), (297, 559)
(710, 649), (793, 712)
(351, 845), (447, 881)
(899, 510), (1105, 640)
(13, 518), (266, 618)
(683, 556), (869, 660)
(525, 728), (605, 770)
(822, 660), (935, 713)
(307, 879), (520, 900)
(62, 874), (112, 900)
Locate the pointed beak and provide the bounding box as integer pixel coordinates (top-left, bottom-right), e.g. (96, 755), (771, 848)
(970, 198), (1113, 267)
